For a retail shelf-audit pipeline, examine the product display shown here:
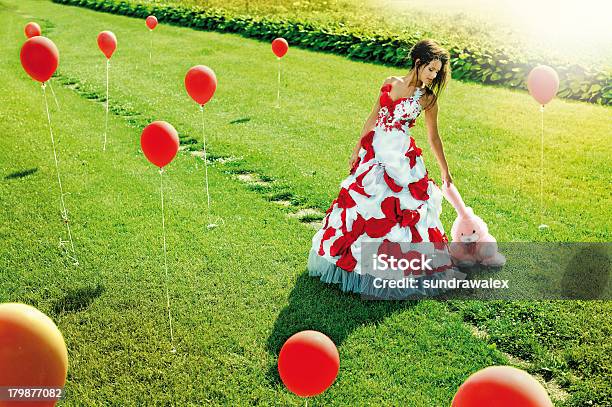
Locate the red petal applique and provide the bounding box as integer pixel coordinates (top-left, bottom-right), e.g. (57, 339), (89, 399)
(365, 197), (422, 241)
(337, 188), (356, 208)
(384, 171), (403, 193)
(404, 137), (423, 168)
(399, 210), (419, 228)
(340, 208), (348, 235)
(348, 166), (373, 198)
(348, 182), (370, 198)
(355, 164), (374, 185)
(330, 215), (366, 258)
(365, 218), (393, 238)
(330, 233), (352, 257)
(361, 131), (375, 163)
(336, 249), (357, 271)
(409, 174), (430, 200)
(318, 227), (336, 255)
(351, 214), (367, 236)
(428, 227), (448, 250)
(380, 196), (400, 218)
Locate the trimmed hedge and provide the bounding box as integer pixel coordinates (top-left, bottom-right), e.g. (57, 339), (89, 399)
(52, 0), (611, 105)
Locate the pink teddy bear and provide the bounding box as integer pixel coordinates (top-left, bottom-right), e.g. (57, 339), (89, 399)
(441, 183), (506, 268)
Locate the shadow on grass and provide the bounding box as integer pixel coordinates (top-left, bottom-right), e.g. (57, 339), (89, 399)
(51, 283), (105, 316)
(562, 245), (610, 299)
(4, 168), (38, 180)
(229, 117), (251, 124)
(265, 271), (418, 386)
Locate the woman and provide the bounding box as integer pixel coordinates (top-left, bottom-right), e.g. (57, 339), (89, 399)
(308, 39), (463, 298)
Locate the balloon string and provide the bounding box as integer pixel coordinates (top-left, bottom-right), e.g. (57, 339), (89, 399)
(200, 105), (211, 213)
(48, 79), (60, 110)
(276, 56), (281, 108)
(540, 104), (544, 228)
(159, 168), (176, 353)
(149, 29), (152, 64)
(104, 59), (110, 151)
(43, 83), (79, 267)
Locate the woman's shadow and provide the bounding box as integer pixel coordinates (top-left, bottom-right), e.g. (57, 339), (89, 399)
(264, 270), (419, 386)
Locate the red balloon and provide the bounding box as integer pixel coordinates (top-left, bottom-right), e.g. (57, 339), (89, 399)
(20, 36), (59, 83)
(185, 65), (217, 106)
(527, 65), (559, 106)
(24, 22), (41, 38)
(141, 121), (180, 168)
(146, 15), (158, 30)
(278, 330), (339, 397)
(452, 366), (553, 407)
(272, 38), (289, 58)
(97, 31), (117, 59)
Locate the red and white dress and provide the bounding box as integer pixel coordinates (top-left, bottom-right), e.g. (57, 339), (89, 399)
(308, 82), (463, 297)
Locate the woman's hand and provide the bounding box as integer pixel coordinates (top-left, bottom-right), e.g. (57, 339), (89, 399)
(441, 169), (453, 186)
(349, 150), (359, 172)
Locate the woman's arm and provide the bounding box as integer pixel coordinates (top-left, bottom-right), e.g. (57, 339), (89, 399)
(424, 99), (453, 185)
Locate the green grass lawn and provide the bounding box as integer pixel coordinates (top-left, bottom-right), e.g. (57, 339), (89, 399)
(0, 0), (610, 405)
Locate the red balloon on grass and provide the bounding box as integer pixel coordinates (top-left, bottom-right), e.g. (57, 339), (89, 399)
(97, 31), (117, 59)
(24, 22), (41, 38)
(278, 330), (339, 397)
(146, 15), (158, 30)
(185, 65), (217, 106)
(272, 37), (288, 58)
(20, 36), (59, 83)
(452, 366), (553, 407)
(0, 303), (68, 407)
(527, 65), (559, 106)
(141, 121), (180, 168)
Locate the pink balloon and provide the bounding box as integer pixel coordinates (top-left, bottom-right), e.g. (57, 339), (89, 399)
(97, 31), (117, 59)
(527, 65), (559, 106)
(452, 366), (553, 407)
(185, 65), (217, 106)
(24, 22), (41, 38)
(146, 15), (158, 30)
(20, 36), (59, 83)
(272, 38), (288, 58)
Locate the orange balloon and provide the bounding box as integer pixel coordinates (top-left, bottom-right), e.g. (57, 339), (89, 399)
(452, 366), (552, 407)
(0, 303), (68, 407)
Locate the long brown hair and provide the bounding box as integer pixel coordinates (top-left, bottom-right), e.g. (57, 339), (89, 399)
(409, 39), (450, 110)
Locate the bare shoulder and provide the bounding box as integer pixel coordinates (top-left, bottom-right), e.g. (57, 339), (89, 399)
(383, 76), (402, 86)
